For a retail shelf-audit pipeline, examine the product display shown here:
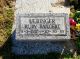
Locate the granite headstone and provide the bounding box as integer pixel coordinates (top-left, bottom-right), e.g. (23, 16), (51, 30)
(12, 0), (72, 55)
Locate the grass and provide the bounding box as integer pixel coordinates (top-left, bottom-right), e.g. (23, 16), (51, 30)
(0, 6), (14, 46)
(64, 55), (80, 59)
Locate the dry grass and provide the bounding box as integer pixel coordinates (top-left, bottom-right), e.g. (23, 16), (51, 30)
(0, 0), (14, 47)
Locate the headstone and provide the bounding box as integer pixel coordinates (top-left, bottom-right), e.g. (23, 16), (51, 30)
(16, 13), (70, 40)
(12, 0), (71, 55)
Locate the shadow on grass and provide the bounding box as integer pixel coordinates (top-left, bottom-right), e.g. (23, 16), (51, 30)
(0, 34), (79, 59)
(0, 34), (13, 59)
(0, 34), (62, 59)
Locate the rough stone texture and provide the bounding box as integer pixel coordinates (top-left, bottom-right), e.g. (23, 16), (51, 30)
(16, 13), (70, 40)
(12, 0), (73, 55)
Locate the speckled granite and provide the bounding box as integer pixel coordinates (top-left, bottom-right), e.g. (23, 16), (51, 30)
(12, 0), (72, 55)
